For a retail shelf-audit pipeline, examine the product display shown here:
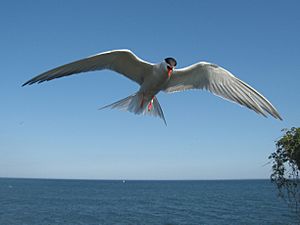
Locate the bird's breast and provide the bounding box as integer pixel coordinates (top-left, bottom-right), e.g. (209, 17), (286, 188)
(139, 69), (169, 95)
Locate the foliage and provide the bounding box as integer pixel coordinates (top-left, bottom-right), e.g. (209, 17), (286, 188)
(269, 127), (300, 216)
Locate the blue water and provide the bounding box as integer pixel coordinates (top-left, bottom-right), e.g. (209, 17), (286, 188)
(0, 178), (297, 225)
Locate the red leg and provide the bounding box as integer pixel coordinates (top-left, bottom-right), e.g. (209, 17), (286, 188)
(148, 97), (154, 111)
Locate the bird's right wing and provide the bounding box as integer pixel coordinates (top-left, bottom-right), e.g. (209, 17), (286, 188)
(164, 62), (282, 120)
(22, 49), (153, 86)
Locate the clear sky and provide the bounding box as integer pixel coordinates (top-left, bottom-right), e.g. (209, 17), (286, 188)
(1, 0), (299, 180)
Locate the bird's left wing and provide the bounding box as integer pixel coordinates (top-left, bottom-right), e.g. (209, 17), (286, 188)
(164, 62), (282, 120)
(22, 49), (153, 86)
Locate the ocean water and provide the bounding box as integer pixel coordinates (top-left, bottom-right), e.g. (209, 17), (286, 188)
(0, 178), (297, 225)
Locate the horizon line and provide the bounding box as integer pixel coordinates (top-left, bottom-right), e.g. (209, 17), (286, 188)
(0, 176), (271, 182)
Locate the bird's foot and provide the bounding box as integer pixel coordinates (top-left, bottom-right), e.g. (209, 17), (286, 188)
(148, 98), (154, 111)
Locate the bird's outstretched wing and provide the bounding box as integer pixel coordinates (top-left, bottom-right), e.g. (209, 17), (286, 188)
(164, 62), (282, 120)
(22, 49), (153, 86)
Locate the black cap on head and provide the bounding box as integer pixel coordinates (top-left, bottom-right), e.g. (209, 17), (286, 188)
(164, 57), (177, 67)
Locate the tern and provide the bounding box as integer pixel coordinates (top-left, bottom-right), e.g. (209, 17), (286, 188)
(23, 49), (282, 125)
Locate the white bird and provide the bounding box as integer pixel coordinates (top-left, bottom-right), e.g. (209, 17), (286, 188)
(23, 49), (282, 125)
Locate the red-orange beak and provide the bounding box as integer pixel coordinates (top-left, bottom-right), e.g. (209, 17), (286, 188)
(167, 66), (173, 77)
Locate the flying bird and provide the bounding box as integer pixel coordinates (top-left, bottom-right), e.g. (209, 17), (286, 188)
(23, 49), (282, 125)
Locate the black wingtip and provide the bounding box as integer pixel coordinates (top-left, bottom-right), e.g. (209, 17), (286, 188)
(22, 79), (33, 86)
(22, 79), (45, 86)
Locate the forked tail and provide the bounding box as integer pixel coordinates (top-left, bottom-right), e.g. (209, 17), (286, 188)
(99, 92), (167, 125)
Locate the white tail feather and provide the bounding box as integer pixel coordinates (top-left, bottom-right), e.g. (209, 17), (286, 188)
(99, 93), (167, 125)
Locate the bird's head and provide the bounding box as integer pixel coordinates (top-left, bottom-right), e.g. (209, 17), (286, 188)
(164, 57), (177, 77)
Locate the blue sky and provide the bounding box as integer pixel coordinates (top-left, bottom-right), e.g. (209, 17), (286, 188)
(1, 0), (299, 180)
